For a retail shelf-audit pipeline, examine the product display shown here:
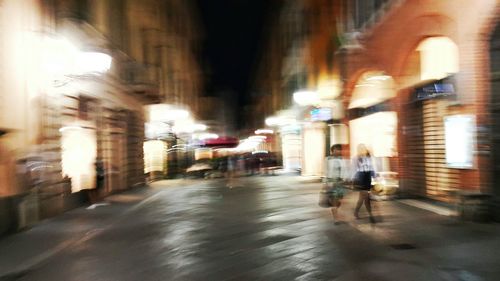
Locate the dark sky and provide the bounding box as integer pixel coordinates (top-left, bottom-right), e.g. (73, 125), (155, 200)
(195, 0), (276, 129)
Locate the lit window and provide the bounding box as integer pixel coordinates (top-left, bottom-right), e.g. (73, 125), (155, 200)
(418, 37), (459, 81)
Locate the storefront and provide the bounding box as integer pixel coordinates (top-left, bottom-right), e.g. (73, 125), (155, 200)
(399, 77), (461, 201)
(397, 37), (462, 202)
(143, 121), (174, 180)
(348, 71), (398, 174)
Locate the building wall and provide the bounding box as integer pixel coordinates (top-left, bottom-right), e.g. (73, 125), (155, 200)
(0, 0), (46, 196)
(0, 0), (203, 232)
(342, 0), (498, 201)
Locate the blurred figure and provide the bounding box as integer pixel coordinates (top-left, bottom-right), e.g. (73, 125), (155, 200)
(323, 144), (350, 223)
(237, 154), (246, 176)
(89, 159), (105, 204)
(226, 155), (236, 187)
(352, 144), (376, 223)
(251, 155), (259, 175)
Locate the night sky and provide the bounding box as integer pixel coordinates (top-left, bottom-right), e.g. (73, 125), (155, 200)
(195, 0), (277, 129)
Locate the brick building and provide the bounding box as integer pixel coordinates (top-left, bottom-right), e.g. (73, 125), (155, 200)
(340, 0), (498, 218)
(250, 0), (499, 218)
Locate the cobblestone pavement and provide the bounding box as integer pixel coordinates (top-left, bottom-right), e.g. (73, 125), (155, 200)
(1, 175), (500, 281)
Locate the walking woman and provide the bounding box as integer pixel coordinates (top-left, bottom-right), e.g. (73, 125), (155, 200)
(352, 144), (376, 223)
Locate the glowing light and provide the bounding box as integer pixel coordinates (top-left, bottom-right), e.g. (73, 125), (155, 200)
(40, 37), (112, 76)
(171, 120), (206, 134)
(75, 52), (112, 74)
(193, 123), (207, 131)
(235, 140), (259, 151)
(252, 150), (269, 154)
(42, 37), (79, 76)
(172, 118), (195, 134)
(265, 116), (296, 127)
(317, 79), (342, 100)
(59, 125), (83, 133)
(147, 104), (190, 122)
(418, 37), (459, 81)
(349, 111), (397, 157)
(365, 75), (391, 81)
(195, 148), (213, 160)
(255, 129), (274, 134)
(293, 90), (320, 106)
(61, 126), (97, 192)
(172, 109), (190, 120)
(198, 133), (219, 140)
(349, 71), (395, 109)
(444, 115), (475, 169)
(144, 140), (167, 173)
(248, 135), (267, 141)
(145, 122), (171, 139)
(265, 117), (280, 126)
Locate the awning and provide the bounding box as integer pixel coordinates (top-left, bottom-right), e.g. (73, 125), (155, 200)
(202, 136), (239, 148)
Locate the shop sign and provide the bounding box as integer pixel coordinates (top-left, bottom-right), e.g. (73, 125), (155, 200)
(310, 108), (332, 121)
(413, 76), (456, 102)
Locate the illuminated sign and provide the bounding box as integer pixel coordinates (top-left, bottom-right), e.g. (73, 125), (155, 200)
(444, 115), (475, 169)
(414, 76), (456, 102)
(310, 108), (332, 121)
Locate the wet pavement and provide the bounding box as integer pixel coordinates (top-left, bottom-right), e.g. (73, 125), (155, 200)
(1, 175), (500, 280)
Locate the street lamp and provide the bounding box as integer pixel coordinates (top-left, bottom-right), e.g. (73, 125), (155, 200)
(41, 36), (112, 78)
(75, 52), (112, 74)
(293, 90), (320, 106)
(147, 104), (191, 123)
(265, 116), (296, 127)
(255, 129), (274, 135)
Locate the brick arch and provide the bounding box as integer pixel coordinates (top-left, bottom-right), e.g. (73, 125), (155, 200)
(387, 14), (458, 79)
(343, 68), (383, 102)
(343, 69), (397, 116)
(343, 14), (458, 100)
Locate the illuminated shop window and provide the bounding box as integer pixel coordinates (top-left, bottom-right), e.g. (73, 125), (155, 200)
(61, 126), (97, 192)
(144, 140), (167, 173)
(349, 111), (397, 158)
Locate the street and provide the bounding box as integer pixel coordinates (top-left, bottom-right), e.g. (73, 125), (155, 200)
(1, 175), (500, 281)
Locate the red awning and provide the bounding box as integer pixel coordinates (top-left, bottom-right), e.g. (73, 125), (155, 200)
(202, 136), (239, 148)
